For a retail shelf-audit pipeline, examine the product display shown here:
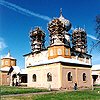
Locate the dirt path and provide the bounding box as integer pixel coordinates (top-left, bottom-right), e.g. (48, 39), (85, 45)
(1, 90), (66, 97)
(2, 88), (95, 97)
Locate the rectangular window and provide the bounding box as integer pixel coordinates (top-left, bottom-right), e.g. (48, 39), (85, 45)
(57, 49), (62, 55)
(2, 61), (4, 65)
(50, 50), (53, 56)
(66, 49), (69, 55)
(5, 61), (8, 65)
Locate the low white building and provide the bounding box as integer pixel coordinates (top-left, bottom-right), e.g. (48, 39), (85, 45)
(0, 51), (27, 86)
(92, 64), (100, 85)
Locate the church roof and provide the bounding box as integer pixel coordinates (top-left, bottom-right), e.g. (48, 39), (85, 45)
(92, 64), (100, 75)
(48, 8), (71, 32)
(0, 66), (27, 74)
(0, 66), (20, 73)
(92, 64), (100, 70)
(58, 13), (71, 31)
(0, 67), (10, 72)
(27, 56), (92, 68)
(20, 69), (27, 74)
(2, 51), (16, 59)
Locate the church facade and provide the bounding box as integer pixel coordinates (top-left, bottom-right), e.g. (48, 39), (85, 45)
(24, 10), (92, 90)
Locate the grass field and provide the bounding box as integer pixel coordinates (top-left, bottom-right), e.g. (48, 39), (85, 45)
(0, 86), (49, 95)
(1, 86), (100, 100)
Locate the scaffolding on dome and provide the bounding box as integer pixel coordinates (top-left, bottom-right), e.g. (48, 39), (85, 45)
(29, 27), (45, 53)
(72, 28), (87, 53)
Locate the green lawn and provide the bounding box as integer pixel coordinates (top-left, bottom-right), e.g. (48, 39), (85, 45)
(1, 86), (100, 100)
(0, 86), (49, 95)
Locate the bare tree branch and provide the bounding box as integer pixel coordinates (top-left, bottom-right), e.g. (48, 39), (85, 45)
(90, 15), (100, 53)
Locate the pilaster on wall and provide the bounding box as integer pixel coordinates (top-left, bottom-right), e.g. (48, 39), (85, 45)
(75, 68), (78, 83)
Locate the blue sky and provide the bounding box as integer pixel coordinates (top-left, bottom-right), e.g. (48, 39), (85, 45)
(0, 0), (100, 69)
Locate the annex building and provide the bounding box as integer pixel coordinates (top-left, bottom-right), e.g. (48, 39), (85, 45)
(92, 64), (100, 85)
(0, 51), (27, 86)
(0, 52), (16, 85)
(24, 10), (92, 90)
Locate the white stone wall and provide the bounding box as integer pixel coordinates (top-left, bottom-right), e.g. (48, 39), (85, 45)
(25, 50), (48, 68)
(26, 63), (61, 89)
(92, 70), (100, 85)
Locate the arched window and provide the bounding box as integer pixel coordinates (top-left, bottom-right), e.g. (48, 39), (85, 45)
(68, 72), (72, 81)
(33, 74), (36, 82)
(86, 57), (89, 63)
(47, 72), (52, 81)
(83, 73), (86, 81)
(78, 54), (84, 61)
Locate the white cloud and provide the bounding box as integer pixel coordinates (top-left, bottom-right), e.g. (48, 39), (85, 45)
(87, 34), (100, 41)
(0, 0), (51, 21)
(0, 37), (7, 51)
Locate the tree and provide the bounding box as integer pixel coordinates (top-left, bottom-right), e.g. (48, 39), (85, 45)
(96, 15), (100, 40)
(90, 15), (100, 53)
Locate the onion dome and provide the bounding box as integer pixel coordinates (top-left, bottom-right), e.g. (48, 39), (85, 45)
(58, 9), (71, 31)
(30, 27), (45, 38)
(73, 27), (86, 33)
(72, 27), (87, 53)
(48, 9), (71, 34)
(48, 18), (65, 35)
(29, 27), (45, 53)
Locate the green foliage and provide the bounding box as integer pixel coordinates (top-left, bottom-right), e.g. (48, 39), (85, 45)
(96, 15), (100, 40)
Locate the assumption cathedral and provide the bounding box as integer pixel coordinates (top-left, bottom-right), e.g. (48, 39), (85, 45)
(0, 9), (93, 90)
(24, 10), (92, 90)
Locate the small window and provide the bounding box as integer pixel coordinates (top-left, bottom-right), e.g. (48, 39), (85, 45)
(86, 57), (89, 63)
(50, 50), (53, 56)
(68, 72), (72, 81)
(47, 72), (52, 81)
(5, 61), (8, 65)
(11, 61), (14, 65)
(58, 49), (62, 55)
(2, 61), (4, 65)
(83, 73), (86, 81)
(33, 74), (36, 82)
(66, 49), (68, 55)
